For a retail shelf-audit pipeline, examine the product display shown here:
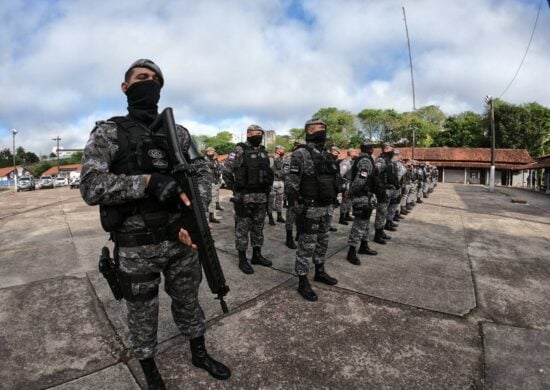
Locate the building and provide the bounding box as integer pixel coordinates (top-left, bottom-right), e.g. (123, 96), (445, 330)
(0, 166), (34, 186)
(519, 154), (550, 194)
(41, 164), (81, 178)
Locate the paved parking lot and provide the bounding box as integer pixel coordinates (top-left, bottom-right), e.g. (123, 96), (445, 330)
(0, 183), (549, 389)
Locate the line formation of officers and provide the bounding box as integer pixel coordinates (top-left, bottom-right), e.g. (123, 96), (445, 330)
(217, 120), (438, 302)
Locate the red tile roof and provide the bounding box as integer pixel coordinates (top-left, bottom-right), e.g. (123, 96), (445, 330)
(0, 166), (19, 177)
(41, 164), (81, 176)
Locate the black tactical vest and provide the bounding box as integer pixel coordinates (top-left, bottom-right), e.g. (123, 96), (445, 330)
(234, 143), (274, 193)
(298, 145), (339, 204)
(99, 116), (175, 232)
(273, 157), (284, 181)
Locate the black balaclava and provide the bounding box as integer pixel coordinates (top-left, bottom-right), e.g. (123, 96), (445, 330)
(306, 130), (327, 148)
(247, 135), (263, 147)
(126, 80), (161, 125)
(385, 150), (395, 159)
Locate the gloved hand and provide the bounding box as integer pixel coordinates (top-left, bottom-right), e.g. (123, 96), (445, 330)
(146, 173), (182, 204)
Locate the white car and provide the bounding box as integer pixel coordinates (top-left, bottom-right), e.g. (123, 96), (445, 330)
(54, 177), (68, 187)
(39, 175), (54, 189)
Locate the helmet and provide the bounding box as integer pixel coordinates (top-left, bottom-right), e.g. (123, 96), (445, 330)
(304, 118), (326, 130)
(361, 139), (376, 147)
(205, 147), (215, 153)
(127, 59), (164, 87)
(247, 124), (264, 133)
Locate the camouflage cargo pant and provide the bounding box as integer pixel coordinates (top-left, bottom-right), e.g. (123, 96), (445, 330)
(234, 202), (267, 251)
(400, 184), (411, 208)
(347, 205), (373, 247)
(118, 240), (205, 360)
(269, 180), (284, 213)
(285, 203), (302, 231)
(295, 205), (333, 276)
(208, 182), (221, 214)
(340, 190), (352, 214)
(374, 190), (390, 229)
(417, 182), (424, 199)
(408, 183), (418, 205)
(387, 189), (401, 220)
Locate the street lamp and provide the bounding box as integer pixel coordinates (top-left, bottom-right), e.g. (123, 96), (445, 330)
(484, 96), (496, 193)
(12, 129), (17, 191)
(52, 136), (61, 176)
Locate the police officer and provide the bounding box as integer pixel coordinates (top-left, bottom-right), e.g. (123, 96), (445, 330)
(346, 139), (378, 265)
(284, 139), (305, 249)
(205, 147), (222, 224)
(339, 148), (356, 225)
(390, 149), (406, 222)
(269, 145), (286, 224)
(285, 119), (339, 301)
(373, 144), (396, 244)
(80, 59), (230, 389)
(328, 145), (341, 232)
(400, 159), (412, 215)
(223, 125), (273, 274)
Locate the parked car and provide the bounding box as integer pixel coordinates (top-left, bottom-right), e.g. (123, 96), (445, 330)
(38, 175), (54, 189)
(70, 177), (80, 189)
(54, 177), (68, 187)
(17, 176), (35, 192)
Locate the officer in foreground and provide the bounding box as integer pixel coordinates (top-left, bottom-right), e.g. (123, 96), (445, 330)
(285, 119), (339, 301)
(223, 125), (274, 274)
(80, 59), (230, 389)
(346, 139), (378, 264)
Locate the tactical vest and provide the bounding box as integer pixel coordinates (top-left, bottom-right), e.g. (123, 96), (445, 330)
(298, 145), (338, 204)
(234, 143), (274, 193)
(205, 157), (220, 184)
(99, 116), (175, 232)
(350, 154), (375, 195)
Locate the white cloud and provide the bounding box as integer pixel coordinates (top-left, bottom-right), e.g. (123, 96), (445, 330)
(0, 0), (549, 153)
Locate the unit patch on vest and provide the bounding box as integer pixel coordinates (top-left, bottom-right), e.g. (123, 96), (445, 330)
(290, 164), (300, 174)
(148, 149), (165, 159)
(228, 152), (236, 160)
(360, 170), (368, 178)
(152, 159), (169, 169)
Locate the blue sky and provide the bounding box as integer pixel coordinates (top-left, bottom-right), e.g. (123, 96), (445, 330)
(0, 0), (549, 155)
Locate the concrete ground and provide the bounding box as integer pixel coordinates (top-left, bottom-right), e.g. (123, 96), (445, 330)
(0, 183), (549, 390)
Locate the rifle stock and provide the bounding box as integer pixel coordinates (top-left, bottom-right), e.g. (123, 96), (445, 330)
(150, 108), (230, 313)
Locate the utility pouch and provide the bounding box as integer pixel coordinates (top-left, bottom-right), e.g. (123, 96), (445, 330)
(99, 205), (125, 232)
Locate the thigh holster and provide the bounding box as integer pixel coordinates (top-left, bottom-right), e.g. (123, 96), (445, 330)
(118, 271), (161, 302)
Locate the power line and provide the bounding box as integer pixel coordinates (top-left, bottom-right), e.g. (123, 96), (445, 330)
(499, 0), (543, 99)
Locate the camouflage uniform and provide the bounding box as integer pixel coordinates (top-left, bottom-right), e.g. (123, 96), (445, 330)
(387, 159), (405, 220)
(269, 155), (285, 213)
(374, 155), (392, 229)
(347, 153), (376, 247)
(205, 154), (222, 216)
(285, 143), (338, 276)
(80, 119), (210, 360)
(339, 157), (353, 216)
(222, 141), (270, 251)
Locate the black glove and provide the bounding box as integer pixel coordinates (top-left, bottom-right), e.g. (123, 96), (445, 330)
(146, 173), (182, 204)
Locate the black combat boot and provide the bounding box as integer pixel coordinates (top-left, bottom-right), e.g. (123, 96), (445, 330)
(216, 202), (224, 211)
(297, 275), (318, 301)
(295, 230), (301, 241)
(374, 229), (386, 245)
(268, 212), (276, 226)
(209, 212), (220, 224)
(393, 213), (402, 222)
(416, 197), (423, 204)
(338, 214), (348, 225)
(406, 203), (414, 211)
(345, 212), (354, 222)
(139, 358), (166, 390)
(346, 246), (361, 265)
(384, 221), (397, 231)
(314, 264), (338, 285)
(251, 247), (272, 267)
(277, 212), (286, 223)
(329, 225), (338, 232)
(285, 230), (297, 249)
(238, 250), (254, 274)
(358, 240), (377, 255)
(190, 336), (231, 380)
(400, 206), (409, 215)
(381, 230), (392, 240)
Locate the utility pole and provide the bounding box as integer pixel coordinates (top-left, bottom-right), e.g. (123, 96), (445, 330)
(12, 129), (18, 191)
(484, 96), (496, 192)
(402, 6), (417, 159)
(52, 136), (62, 176)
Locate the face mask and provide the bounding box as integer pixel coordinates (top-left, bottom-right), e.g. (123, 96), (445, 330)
(247, 135), (263, 147)
(385, 151), (394, 159)
(306, 130), (327, 147)
(125, 80), (161, 124)
(206, 154), (215, 160)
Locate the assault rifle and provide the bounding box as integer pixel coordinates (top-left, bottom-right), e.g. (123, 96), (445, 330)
(150, 108), (230, 313)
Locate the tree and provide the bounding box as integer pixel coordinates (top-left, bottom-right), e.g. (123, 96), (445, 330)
(433, 112), (486, 147)
(0, 148), (13, 168)
(311, 107), (359, 148)
(202, 131), (236, 155)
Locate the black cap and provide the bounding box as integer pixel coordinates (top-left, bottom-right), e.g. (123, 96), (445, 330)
(304, 118), (326, 130)
(361, 139), (376, 147)
(127, 59), (164, 87)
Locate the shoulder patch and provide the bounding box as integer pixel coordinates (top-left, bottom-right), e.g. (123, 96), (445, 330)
(228, 152), (236, 160)
(290, 164), (301, 174)
(360, 170), (368, 178)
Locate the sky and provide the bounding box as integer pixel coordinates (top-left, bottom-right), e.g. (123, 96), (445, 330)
(1, 0), (549, 155)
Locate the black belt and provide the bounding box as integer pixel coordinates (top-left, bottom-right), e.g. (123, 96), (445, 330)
(113, 223), (181, 247)
(300, 198), (334, 207)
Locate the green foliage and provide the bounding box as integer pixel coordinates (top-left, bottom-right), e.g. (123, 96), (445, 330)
(200, 131), (236, 155)
(311, 107), (359, 148)
(266, 135), (293, 153)
(0, 147), (39, 168)
(433, 112), (486, 147)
